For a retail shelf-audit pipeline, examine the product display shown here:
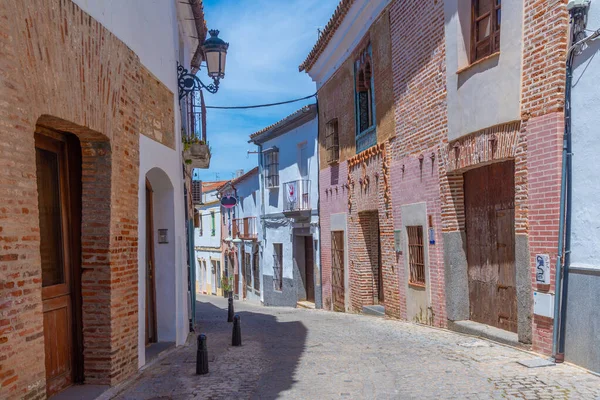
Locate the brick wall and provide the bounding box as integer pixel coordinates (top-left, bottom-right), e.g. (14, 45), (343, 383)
(0, 0), (176, 397)
(140, 66), (175, 150)
(526, 113), (564, 355)
(520, 0), (568, 355)
(388, 0), (447, 325)
(317, 7), (396, 317)
(319, 163), (348, 310)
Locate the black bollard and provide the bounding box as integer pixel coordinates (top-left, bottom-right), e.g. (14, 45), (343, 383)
(196, 334), (209, 375)
(227, 297), (234, 323)
(232, 314), (242, 346)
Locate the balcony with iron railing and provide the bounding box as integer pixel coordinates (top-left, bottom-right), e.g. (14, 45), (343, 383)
(232, 217), (257, 240)
(282, 179), (311, 218)
(182, 91), (211, 169)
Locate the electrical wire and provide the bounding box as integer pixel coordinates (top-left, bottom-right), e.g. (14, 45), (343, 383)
(204, 93), (317, 110)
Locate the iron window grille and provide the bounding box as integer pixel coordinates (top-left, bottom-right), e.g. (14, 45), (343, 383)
(471, 0), (501, 63)
(325, 119), (339, 164)
(264, 149), (280, 189)
(210, 211), (216, 236)
(253, 248), (260, 292)
(354, 44), (376, 154)
(407, 226), (426, 287)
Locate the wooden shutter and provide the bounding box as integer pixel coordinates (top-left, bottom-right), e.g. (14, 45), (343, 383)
(471, 0), (500, 63)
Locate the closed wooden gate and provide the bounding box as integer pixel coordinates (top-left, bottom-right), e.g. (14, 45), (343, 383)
(304, 237), (315, 302)
(331, 231), (345, 312)
(464, 161), (517, 333)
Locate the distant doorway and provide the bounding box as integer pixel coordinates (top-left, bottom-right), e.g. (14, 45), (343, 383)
(304, 237), (315, 302)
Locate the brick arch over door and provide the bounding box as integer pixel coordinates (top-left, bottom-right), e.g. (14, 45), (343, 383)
(1, 0), (144, 397)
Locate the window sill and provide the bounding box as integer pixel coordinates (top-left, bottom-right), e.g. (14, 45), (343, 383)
(408, 282), (426, 290)
(456, 52), (500, 75)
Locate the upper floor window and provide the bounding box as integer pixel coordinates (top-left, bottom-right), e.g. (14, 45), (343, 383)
(354, 44), (376, 153)
(264, 148), (279, 189)
(325, 119), (339, 164)
(471, 0), (501, 63)
(210, 211), (216, 236)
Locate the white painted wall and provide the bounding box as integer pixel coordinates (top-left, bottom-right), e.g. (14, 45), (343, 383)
(571, 4), (600, 271)
(258, 115), (320, 296)
(194, 191), (222, 293)
(261, 117), (319, 216)
(306, 0), (391, 88)
(444, 0), (523, 140)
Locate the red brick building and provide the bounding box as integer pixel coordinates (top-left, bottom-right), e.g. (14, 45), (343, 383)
(0, 0), (211, 398)
(303, 0), (570, 357)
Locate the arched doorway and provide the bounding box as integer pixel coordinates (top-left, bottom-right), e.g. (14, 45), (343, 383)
(142, 167), (176, 361)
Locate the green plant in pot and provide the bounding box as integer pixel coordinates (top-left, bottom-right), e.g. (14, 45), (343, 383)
(221, 273), (233, 298)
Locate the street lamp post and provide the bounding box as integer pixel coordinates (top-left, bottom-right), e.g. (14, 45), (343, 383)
(178, 29), (229, 100)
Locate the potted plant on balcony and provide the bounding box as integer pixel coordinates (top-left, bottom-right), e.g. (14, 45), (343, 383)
(183, 134), (211, 169)
(221, 273), (233, 298)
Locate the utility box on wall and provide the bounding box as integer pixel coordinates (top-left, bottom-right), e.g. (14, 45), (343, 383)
(533, 291), (554, 318)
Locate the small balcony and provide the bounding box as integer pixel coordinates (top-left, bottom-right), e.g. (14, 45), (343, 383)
(182, 93), (211, 169)
(283, 179), (311, 219)
(232, 217), (257, 240)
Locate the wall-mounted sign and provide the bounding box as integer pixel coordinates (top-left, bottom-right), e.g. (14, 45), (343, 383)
(220, 195), (237, 209)
(158, 228), (168, 244)
(535, 254), (550, 284)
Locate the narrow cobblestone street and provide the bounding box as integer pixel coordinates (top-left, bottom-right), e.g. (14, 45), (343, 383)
(111, 296), (600, 400)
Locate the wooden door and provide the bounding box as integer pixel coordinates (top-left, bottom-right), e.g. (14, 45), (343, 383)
(36, 133), (79, 396)
(464, 161), (517, 333)
(304, 237), (315, 302)
(145, 181), (157, 344)
(331, 231), (345, 312)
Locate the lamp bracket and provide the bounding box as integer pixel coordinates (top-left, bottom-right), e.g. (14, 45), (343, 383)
(177, 63), (220, 100)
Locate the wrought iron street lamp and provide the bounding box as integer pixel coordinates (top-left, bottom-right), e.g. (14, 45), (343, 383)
(178, 29), (229, 100)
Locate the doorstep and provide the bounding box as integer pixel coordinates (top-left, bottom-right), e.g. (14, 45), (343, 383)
(49, 384), (109, 400)
(448, 320), (523, 348)
(145, 341), (175, 363)
(297, 301), (316, 309)
(362, 305), (385, 317)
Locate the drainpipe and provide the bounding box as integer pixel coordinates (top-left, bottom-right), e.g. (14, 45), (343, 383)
(553, 3), (599, 361)
(315, 99), (322, 309)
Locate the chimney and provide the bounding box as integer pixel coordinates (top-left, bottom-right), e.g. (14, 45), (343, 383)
(235, 169), (244, 178)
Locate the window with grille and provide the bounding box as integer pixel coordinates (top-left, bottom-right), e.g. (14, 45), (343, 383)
(245, 253), (251, 290)
(471, 0), (501, 63)
(354, 44), (376, 153)
(407, 226), (426, 287)
(194, 210), (200, 228)
(273, 243), (283, 291)
(325, 119), (339, 164)
(210, 211), (215, 236)
(253, 248), (260, 292)
(264, 149), (279, 189)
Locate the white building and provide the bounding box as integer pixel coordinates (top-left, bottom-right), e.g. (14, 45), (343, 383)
(249, 104), (321, 308)
(563, 0), (600, 374)
(194, 181), (227, 296)
(219, 168), (262, 304)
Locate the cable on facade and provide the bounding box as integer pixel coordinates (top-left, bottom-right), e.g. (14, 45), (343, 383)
(205, 93), (317, 109)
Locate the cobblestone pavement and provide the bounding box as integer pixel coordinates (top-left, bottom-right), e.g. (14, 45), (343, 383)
(112, 295), (600, 400)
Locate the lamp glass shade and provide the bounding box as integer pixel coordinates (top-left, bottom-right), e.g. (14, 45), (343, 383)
(232, 237), (242, 244)
(224, 236), (232, 242)
(203, 29), (228, 79)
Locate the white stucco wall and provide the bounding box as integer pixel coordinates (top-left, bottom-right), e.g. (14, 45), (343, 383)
(261, 117), (319, 216)
(444, 0), (523, 140)
(571, 5), (600, 271)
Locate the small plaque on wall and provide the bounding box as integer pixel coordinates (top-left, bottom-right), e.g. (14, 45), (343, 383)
(394, 230), (402, 253)
(158, 229), (168, 244)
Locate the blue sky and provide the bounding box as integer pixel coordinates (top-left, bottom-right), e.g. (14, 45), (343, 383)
(193, 0), (338, 182)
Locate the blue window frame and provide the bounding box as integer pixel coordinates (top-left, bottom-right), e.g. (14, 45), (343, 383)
(354, 44), (376, 153)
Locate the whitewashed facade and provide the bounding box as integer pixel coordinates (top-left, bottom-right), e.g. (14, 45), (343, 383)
(249, 105), (321, 308)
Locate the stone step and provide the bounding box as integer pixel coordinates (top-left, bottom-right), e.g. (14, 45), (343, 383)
(362, 305), (385, 317)
(297, 301), (316, 309)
